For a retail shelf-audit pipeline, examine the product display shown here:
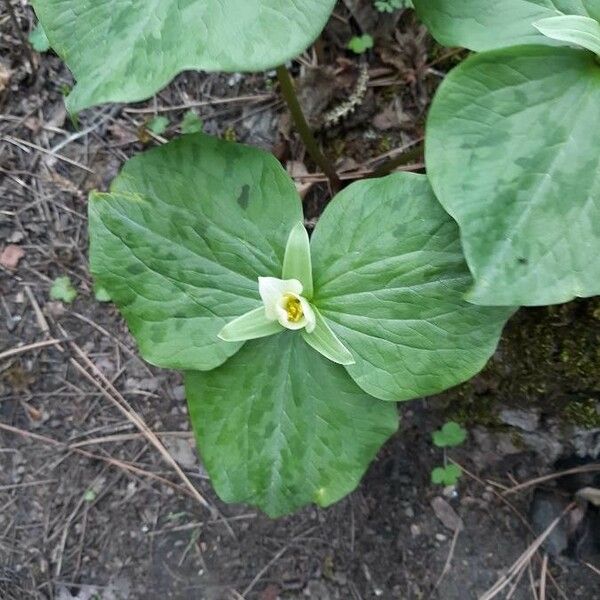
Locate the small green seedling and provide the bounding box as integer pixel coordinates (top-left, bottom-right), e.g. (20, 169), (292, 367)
(348, 34), (374, 54)
(180, 111), (204, 134)
(50, 276), (77, 303)
(146, 116), (169, 136)
(83, 489), (97, 502)
(432, 421), (467, 448)
(93, 284), (111, 303)
(431, 464), (462, 486)
(374, 0), (412, 13)
(431, 421), (466, 487)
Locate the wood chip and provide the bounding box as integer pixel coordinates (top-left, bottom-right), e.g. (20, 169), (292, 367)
(0, 244), (25, 269)
(431, 496), (464, 532)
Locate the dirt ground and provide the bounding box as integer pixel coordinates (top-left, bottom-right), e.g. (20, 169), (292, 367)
(1, 2), (599, 599)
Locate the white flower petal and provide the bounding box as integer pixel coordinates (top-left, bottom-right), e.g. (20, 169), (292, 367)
(299, 297), (316, 333)
(258, 277), (303, 321)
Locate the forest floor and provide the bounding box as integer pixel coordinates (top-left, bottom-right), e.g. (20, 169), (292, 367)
(1, 2), (599, 599)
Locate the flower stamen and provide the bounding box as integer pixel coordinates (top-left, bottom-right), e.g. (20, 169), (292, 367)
(283, 294), (304, 323)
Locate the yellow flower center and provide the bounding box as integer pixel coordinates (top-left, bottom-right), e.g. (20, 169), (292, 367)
(283, 294), (304, 323)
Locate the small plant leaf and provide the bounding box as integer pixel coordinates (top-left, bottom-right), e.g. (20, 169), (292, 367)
(348, 34), (374, 54)
(413, 0), (600, 51)
(186, 332), (398, 517)
(534, 15), (600, 56)
(431, 464), (462, 486)
(282, 222), (313, 298)
(301, 307), (355, 366)
(83, 489), (97, 502)
(146, 115), (169, 135)
(432, 422), (467, 448)
(50, 276), (77, 303)
(28, 23), (50, 52)
(180, 111), (203, 134)
(93, 283), (111, 302)
(218, 307), (282, 342)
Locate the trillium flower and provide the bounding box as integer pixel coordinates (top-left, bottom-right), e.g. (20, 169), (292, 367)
(218, 222), (354, 365)
(258, 277), (316, 332)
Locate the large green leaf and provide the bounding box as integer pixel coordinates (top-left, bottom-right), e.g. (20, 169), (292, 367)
(89, 134), (302, 370)
(310, 173), (513, 402)
(31, 0), (337, 112)
(425, 47), (600, 306)
(413, 0), (600, 51)
(186, 333), (398, 517)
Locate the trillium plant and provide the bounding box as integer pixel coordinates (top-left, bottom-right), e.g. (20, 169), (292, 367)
(89, 135), (512, 515)
(30, 0), (600, 515)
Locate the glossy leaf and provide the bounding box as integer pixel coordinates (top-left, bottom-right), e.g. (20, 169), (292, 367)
(89, 134), (302, 371)
(310, 173), (513, 402)
(31, 0), (337, 112)
(425, 46), (600, 306)
(186, 333), (398, 517)
(534, 15), (600, 55)
(413, 0), (600, 51)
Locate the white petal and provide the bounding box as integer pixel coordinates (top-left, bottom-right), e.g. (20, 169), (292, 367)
(258, 276), (303, 320)
(299, 297), (316, 333)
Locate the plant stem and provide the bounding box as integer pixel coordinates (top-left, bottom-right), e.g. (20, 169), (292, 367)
(4, 0), (36, 75)
(276, 65), (341, 193)
(369, 144), (424, 179)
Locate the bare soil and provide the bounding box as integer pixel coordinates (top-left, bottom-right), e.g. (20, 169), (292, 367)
(1, 3), (599, 599)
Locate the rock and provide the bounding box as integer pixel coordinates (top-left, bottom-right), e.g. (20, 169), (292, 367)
(431, 497), (464, 532)
(577, 487), (600, 507)
(572, 427), (600, 459)
(304, 580), (331, 600)
(499, 409), (540, 432)
(520, 431), (564, 463)
(0, 244), (25, 269)
(162, 437), (198, 469)
(529, 490), (569, 558)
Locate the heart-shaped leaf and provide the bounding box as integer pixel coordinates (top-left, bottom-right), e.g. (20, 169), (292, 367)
(89, 134), (302, 370)
(310, 174), (514, 401)
(425, 46), (600, 306)
(31, 0), (337, 112)
(413, 0), (600, 51)
(186, 332), (398, 517)
(432, 422), (467, 448)
(431, 464), (462, 486)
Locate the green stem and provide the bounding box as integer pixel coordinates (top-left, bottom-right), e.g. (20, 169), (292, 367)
(276, 65), (341, 193)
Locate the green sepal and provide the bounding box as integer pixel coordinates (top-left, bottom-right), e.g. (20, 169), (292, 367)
(301, 307), (355, 366)
(534, 15), (600, 56)
(282, 221), (313, 298)
(218, 307), (283, 342)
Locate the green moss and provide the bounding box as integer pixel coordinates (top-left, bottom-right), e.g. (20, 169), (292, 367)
(438, 298), (600, 430)
(445, 393), (501, 428)
(562, 399), (600, 428)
